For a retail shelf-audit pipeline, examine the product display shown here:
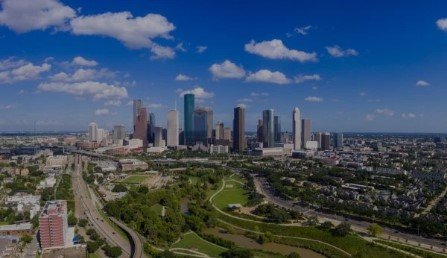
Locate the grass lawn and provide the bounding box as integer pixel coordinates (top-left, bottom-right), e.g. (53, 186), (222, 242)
(212, 179), (249, 209)
(88, 252), (101, 258)
(189, 176), (200, 185)
(150, 204), (164, 216)
(375, 240), (447, 258)
(171, 232), (227, 257)
(120, 175), (150, 184)
(217, 212), (408, 258)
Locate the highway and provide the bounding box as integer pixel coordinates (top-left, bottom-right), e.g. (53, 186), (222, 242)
(72, 155), (131, 258)
(251, 175), (447, 253)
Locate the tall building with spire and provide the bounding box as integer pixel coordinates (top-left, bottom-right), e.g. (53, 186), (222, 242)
(233, 106), (246, 152)
(183, 94), (195, 146)
(167, 109), (179, 147)
(293, 107), (302, 150)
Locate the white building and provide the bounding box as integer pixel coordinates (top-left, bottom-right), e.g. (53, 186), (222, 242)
(88, 122), (98, 142)
(293, 107), (302, 150)
(167, 109), (179, 147)
(210, 145), (229, 154)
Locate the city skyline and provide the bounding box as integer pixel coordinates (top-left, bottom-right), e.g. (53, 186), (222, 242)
(1, 1), (447, 133)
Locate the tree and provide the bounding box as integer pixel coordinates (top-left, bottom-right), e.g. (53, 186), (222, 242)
(68, 213), (78, 226)
(112, 184), (127, 192)
(20, 234), (33, 244)
(103, 245), (122, 258)
(333, 222), (351, 237)
(78, 218), (88, 227)
(367, 223), (384, 237)
(318, 221), (334, 231)
(288, 252), (301, 258)
(220, 248), (254, 258)
(86, 241), (99, 253)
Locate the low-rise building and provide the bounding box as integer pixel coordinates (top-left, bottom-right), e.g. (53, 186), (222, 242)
(119, 159), (148, 172)
(0, 223), (33, 236)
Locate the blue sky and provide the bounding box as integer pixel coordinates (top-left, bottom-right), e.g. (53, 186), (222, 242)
(1, 0), (447, 133)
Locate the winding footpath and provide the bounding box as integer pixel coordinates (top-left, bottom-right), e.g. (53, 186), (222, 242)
(209, 177), (353, 257)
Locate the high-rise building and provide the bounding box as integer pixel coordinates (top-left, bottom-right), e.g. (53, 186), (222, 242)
(113, 125), (126, 145)
(263, 109), (274, 148)
(257, 119), (264, 143)
(205, 107), (213, 144)
(274, 115), (281, 143)
(334, 132), (344, 149)
(167, 109), (179, 147)
(148, 112), (156, 144)
(314, 132), (322, 149)
(321, 132), (331, 150)
(301, 119), (312, 149)
(184, 94), (195, 146)
(233, 106), (245, 152)
(154, 127), (164, 147)
(88, 122), (98, 142)
(215, 121), (224, 140)
(134, 107), (148, 146)
(223, 128), (231, 141)
(39, 200), (68, 249)
(292, 108), (302, 150)
(192, 108), (208, 145)
(133, 99), (142, 134)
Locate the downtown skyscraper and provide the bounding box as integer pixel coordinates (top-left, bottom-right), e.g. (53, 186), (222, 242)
(183, 94), (195, 146)
(301, 119), (312, 149)
(233, 106), (245, 152)
(167, 109), (179, 147)
(262, 109), (274, 148)
(133, 99), (142, 134)
(192, 107), (208, 145)
(293, 107), (302, 150)
(134, 107), (148, 146)
(274, 115), (281, 143)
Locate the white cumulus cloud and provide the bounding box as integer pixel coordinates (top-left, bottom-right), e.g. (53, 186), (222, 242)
(250, 92), (269, 97)
(0, 0), (76, 33)
(245, 39), (317, 62)
(38, 81), (128, 99)
(95, 108), (110, 116)
(436, 18), (447, 31)
(209, 60), (246, 79)
(150, 44), (175, 60)
(246, 69), (290, 84)
(0, 60), (51, 84)
(294, 74), (321, 84)
(72, 56), (98, 67)
(104, 100), (122, 106)
(416, 80), (430, 87)
(304, 96), (323, 102)
(326, 45), (358, 57)
(175, 74), (194, 81)
(401, 113), (416, 119)
(375, 108), (395, 116)
(178, 87), (214, 99)
(70, 11), (176, 59)
(49, 68), (114, 82)
(196, 46), (208, 53)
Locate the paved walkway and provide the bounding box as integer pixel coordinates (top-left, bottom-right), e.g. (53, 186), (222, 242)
(209, 178), (352, 257)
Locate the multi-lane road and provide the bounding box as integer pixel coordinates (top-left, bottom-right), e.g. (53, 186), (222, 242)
(72, 155), (133, 258)
(252, 175), (447, 253)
